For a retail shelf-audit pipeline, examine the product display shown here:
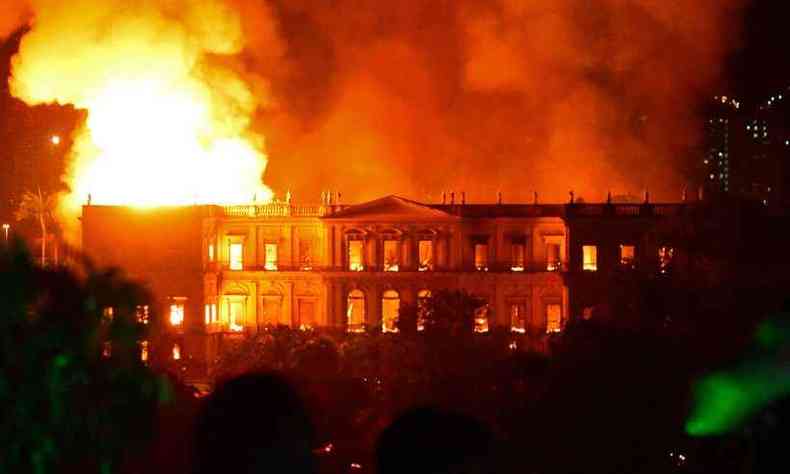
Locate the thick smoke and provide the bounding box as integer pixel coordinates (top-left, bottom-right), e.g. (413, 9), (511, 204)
(4, 0), (745, 204)
(259, 0), (745, 202)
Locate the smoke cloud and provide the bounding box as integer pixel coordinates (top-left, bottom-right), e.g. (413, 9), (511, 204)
(4, 0), (745, 204)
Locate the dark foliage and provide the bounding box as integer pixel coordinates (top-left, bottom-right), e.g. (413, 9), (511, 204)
(0, 239), (176, 474)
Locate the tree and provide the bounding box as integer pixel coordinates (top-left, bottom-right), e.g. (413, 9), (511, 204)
(15, 187), (57, 266)
(0, 239), (173, 473)
(419, 289), (485, 336)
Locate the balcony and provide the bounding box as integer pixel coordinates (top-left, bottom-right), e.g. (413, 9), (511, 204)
(221, 203), (325, 218)
(211, 261), (568, 274)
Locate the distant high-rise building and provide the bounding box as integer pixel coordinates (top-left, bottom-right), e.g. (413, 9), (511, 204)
(703, 89), (790, 208)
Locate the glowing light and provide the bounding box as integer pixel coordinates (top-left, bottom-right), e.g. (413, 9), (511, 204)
(140, 340), (149, 363)
(172, 343), (181, 360)
(50, 134), (61, 145)
(170, 302), (184, 326)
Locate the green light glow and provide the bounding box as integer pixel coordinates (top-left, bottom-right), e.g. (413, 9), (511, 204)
(686, 317), (790, 436)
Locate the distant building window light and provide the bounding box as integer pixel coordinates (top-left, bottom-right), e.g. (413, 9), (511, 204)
(382, 290), (400, 333)
(211, 303), (217, 323)
(140, 340), (149, 363)
(172, 343), (181, 360)
(103, 306), (114, 322)
(511, 241), (526, 271)
(546, 304), (562, 333)
(205, 304), (210, 325)
(348, 240), (364, 271)
(620, 245), (636, 267)
(474, 304), (490, 333)
(229, 242), (243, 270)
(658, 246), (674, 274)
(299, 240), (313, 270)
(347, 289), (366, 333)
(383, 239), (399, 272)
(228, 297), (245, 332)
(136, 305), (149, 324)
(546, 243), (561, 271)
(418, 240), (433, 271)
(417, 289), (431, 331)
(582, 245), (598, 271)
(510, 303), (526, 333)
(170, 301), (185, 326)
(264, 243), (278, 271)
(474, 243), (488, 271)
(208, 243), (214, 261)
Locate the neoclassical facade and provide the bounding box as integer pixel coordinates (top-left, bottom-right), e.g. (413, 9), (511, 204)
(82, 195), (697, 370)
(203, 197), (569, 338)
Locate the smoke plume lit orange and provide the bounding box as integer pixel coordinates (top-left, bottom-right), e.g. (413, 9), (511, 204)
(7, 0), (272, 218)
(3, 0), (746, 210)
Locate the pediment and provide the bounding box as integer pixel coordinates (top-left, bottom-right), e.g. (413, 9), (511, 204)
(324, 195), (456, 222)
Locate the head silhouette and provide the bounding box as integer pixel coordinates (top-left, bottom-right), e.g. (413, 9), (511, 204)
(376, 407), (493, 474)
(194, 372), (315, 474)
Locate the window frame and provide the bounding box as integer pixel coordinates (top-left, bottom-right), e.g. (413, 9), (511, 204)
(582, 245), (598, 272)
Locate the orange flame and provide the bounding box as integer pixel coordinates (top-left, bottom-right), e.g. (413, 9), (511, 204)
(9, 0), (272, 225)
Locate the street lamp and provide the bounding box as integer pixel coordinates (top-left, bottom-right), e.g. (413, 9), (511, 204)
(2, 223), (9, 243)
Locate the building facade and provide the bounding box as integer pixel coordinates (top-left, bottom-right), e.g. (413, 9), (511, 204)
(82, 195), (698, 373)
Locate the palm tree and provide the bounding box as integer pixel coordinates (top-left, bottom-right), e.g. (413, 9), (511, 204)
(15, 188), (57, 266)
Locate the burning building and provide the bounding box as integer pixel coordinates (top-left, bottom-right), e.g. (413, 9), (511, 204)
(81, 193), (701, 374)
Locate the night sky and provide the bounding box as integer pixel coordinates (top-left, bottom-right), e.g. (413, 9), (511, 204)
(1, 0), (789, 226)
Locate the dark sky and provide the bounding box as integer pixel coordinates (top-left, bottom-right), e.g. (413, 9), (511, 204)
(728, 0), (790, 100)
(1, 0), (789, 223)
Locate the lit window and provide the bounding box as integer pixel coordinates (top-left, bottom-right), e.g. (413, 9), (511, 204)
(103, 306), (114, 322)
(347, 289), (366, 332)
(227, 297), (245, 332)
(298, 300), (316, 330)
(546, 243), (561, 271)
(211, 303), (217, 323)
(511, 241), (526, 271)
(300, 240), (313, 270)
(170, 301), (185, 326)
(382, 290), (400, 333)
(510, 303), (527, 333)
(582, 245), (598, 271)
(264, 243), (278, 271)
(417, 289), (431, 331)
(140, 340), (149, 363)
(383, 240), (399, 272)
(474, 243), (488, 271)
(229, 242), (243, 270)
(620, 245), (635, 267)
(208, 243), (214, 261)
(474, 304), (490, 333)
(546, 304), (562, 333)
(136, 305), (149, 324)
(205, 304), (210, 325)
(658, 246), (674, 274)
(418, 240), (433, 271)
(172, 343), (181, 360)
(348, 240), (364, 271)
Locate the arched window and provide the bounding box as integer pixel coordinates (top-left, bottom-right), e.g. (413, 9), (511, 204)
(347, 289), (366, 333)
(382, 290), (400, 333)
(417, 289), (432, 331)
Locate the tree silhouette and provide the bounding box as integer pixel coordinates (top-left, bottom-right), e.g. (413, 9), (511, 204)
(0, 239), (173, 474)
(15, 187), (57, 266)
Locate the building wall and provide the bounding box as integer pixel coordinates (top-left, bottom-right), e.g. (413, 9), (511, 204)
(82, 198), (698, 372)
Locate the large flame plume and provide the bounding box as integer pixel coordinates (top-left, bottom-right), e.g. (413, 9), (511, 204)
(7, 0), (272, 216)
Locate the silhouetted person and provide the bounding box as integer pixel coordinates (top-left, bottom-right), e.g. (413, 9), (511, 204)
(376, 407), (493, 474)
(193, 373), (315, 474)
